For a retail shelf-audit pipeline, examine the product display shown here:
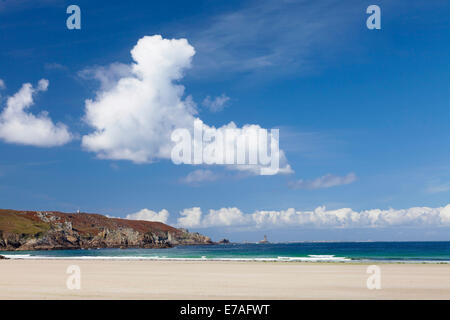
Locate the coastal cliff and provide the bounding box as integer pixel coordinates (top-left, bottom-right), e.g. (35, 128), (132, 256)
(0, 209), (212, 251)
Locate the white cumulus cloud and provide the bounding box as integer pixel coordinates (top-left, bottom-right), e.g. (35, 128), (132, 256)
(82, 35), (196, 163)
(0, 79), (5, 90)
(178, 207), (203, 228)
(203, 207), (248, 227)
(289, 173), (356, 190)
(0, 79), (72, 147)
(440, 205), (450, 224)
(81, 35), (291, 175)
(126, 208), (169, 224)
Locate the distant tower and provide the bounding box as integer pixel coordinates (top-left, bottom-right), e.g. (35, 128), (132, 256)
(259, 235), (269, 244)
(77, 209), (80, 214)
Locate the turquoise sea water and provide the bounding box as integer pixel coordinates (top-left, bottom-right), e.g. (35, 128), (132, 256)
(3, 242), (450, 262)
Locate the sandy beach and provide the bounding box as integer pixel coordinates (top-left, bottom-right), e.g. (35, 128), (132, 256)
(0, 260), (449, 299)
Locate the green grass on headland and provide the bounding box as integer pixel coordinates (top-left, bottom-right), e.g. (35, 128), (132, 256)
(0, 210), (50, 237)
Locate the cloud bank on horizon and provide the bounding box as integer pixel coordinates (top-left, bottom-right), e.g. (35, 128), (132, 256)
(125, 204), (450, 229)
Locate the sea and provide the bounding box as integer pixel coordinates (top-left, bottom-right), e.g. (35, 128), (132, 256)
(2, 241), (450, 263)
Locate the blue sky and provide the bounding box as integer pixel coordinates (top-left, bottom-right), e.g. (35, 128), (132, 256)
(1, 0), (450, 241)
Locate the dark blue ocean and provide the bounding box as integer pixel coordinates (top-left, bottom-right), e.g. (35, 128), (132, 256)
(3, 242), (450, 262)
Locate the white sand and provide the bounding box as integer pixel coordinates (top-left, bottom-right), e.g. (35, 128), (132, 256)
(1, 260), (449, 299)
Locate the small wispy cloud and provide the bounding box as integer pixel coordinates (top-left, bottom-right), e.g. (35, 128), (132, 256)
(0, 79), (4, 99)
(0, 0), (59, 13)
(289, 173), (356, 190)
(202, 94), (230, 112)
(185, 0), (364, 78)
(181, 169), (219, 185)
(78, 62), (132, 91)
(44, 63), (68, 71)
(426, 182), (450, 194)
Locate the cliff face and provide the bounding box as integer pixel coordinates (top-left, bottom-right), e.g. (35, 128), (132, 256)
(0, 209), (212, 251)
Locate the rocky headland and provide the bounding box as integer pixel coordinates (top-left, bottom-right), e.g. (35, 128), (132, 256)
(0, 209), (212, 251)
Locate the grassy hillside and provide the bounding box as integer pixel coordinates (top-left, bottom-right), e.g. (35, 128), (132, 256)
(0, 210), (50, 237)
(0, 209), (180, 236)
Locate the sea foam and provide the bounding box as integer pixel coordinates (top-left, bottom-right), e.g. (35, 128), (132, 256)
(1, 254), (350, 262)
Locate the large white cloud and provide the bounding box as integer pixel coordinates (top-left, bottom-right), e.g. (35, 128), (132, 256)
(126, 208), (169, 224)
(81, 35), (291, 175)
(82, 35), (197, 163)
(176, 204), (450, 229)
(0, 79), (72, 147)
(203, 207), (248, 227)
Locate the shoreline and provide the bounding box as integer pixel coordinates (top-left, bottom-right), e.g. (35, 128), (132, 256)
(1, 259), (450, 299)
(2, 253), (450, 264)
(2, 257), (450, 264)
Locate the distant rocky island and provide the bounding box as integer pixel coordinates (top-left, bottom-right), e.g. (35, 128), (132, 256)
(0, 209), (212, 251)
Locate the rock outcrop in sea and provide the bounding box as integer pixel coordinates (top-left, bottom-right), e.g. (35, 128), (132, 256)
(0, 209), (212, 251)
